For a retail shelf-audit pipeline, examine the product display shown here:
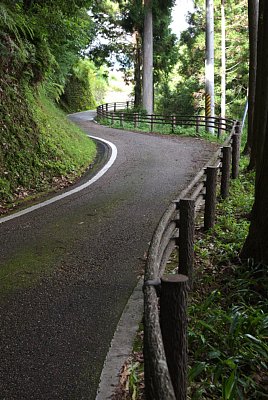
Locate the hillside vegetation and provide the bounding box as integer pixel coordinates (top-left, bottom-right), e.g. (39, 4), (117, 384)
(0, 1), (106, 210)
(0, 80), (96, 208)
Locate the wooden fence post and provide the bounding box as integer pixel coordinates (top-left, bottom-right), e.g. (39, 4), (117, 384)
(217, 117), (222, 138)
(232, 131), (240, 179)
(204, 166), (218, 231)
(114, 102), (116, 112)
(105, 103), (108, 112)
(160, 274), (188, 400)
(172, 115), (176, 133)
(150, 114), (154, 132)
(196, 115), (200, 133)
(178, 199), (195, 288)
(120, 113), (123, 127)
(134, 112), (138, 128)
(221, 146), (231, 199)
(144, 283), (176, 400)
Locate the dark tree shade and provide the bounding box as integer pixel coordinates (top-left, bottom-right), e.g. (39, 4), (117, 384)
(241, 0), (268, 264)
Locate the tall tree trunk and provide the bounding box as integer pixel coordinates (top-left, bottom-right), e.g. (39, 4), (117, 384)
(221, 0), (226, 118)
(134, 30), (142, 107)
(241, 0), (268, 263)
(205, 0), (215, 132)
(248, 1), (262, 170)
(142, 0), (153, 114)
(244, 0), (259, 156)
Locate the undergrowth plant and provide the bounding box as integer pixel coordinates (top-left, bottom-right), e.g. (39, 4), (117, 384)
(190, 159), (268, 399)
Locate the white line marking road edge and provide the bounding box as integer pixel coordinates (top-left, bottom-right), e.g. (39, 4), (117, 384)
(0, 135), (117, 225)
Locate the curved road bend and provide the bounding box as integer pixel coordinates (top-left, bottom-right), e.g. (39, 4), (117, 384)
(0, 112), (218, 399)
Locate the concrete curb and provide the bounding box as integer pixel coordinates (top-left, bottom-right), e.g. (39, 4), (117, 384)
(96, 277), (144, 400)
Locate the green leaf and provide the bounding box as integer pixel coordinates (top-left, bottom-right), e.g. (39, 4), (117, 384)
(189, 362), (207, 381)
(222, 369), (236, 400)
(208, 350), (221, 359)
(198, 320), (217, 333)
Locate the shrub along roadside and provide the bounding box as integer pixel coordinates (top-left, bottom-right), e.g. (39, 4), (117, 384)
(112, 158), (268, 399)
(189, 161), (268, 399)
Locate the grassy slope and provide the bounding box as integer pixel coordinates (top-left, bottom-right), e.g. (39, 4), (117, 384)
(0, 80), (96, 209)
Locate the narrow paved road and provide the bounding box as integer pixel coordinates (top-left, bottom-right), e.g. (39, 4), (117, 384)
(0, 112), (217, 399)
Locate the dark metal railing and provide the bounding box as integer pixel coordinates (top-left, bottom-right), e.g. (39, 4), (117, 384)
(96, 101), (235, 138)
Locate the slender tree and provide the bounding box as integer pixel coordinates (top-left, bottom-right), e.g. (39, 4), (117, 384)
(221, 0), (226, 118)
(205, 0), (215, 131)
(241, 0), (268, 263)
(142, 0), (153, 114)
(244, 0), (259, 157)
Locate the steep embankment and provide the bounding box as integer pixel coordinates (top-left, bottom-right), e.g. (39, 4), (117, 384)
(0, 80), (96, 212)
(0, 1), (97, 212)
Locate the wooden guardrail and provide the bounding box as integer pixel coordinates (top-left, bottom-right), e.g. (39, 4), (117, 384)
(142, 121), (241, 400)
(96, 102), (235, 138)
(97, 101), (240, 398)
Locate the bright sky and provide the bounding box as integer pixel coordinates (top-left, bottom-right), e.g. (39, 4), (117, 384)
(171, 0), (195, 37)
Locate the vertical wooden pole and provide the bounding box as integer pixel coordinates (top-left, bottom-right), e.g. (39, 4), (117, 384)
(172, 115), (176, 133)
(114, 102), (116, 112)
(217, 117), (222, 138)
(220, 146), (231, 199)
(134, 112), (138, 128)
(160, 274), (188, 400)
(106, 103), (108, 112)
(178, 199), (195, 288)
(127, 101), (130, 110)
(151, 114), (154, 132)
(196, 115), (200, 133)
(204, 166), (218, 230)
(232, 125), (241, 178)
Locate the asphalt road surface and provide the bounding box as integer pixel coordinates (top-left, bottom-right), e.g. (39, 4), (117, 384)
(0, 112), (217, 399)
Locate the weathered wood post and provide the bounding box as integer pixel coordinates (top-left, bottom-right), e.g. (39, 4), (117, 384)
(217, 117), (222, 138)
(144, 282), (176, 400)
(178, 199), (195, 288)
(134, 112), (138, 128)
(196, 115), (200, 133)
(105, 103), (108, 112)
(160, 274), (188, 400)
(232, 122), (241, 179)
(172, 115), (176, 133)
(126, 100), (130, 110)
(204, 166), (218, 230)
(120, 113), (124, 127)
(150, 114), (154, 132)
(220, 146), (231, 199)
(114, 102), (117, 112)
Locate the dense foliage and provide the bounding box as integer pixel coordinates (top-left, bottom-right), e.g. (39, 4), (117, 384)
(89, 0), (178, 106)
(0, 0), (98, 205)
(156, 0), (248, 118)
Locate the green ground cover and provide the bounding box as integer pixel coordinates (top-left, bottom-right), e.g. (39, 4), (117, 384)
(0, 84), (96, 209)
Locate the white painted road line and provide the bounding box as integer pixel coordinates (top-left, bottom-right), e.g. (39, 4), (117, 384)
(0, 135), (117, 225)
